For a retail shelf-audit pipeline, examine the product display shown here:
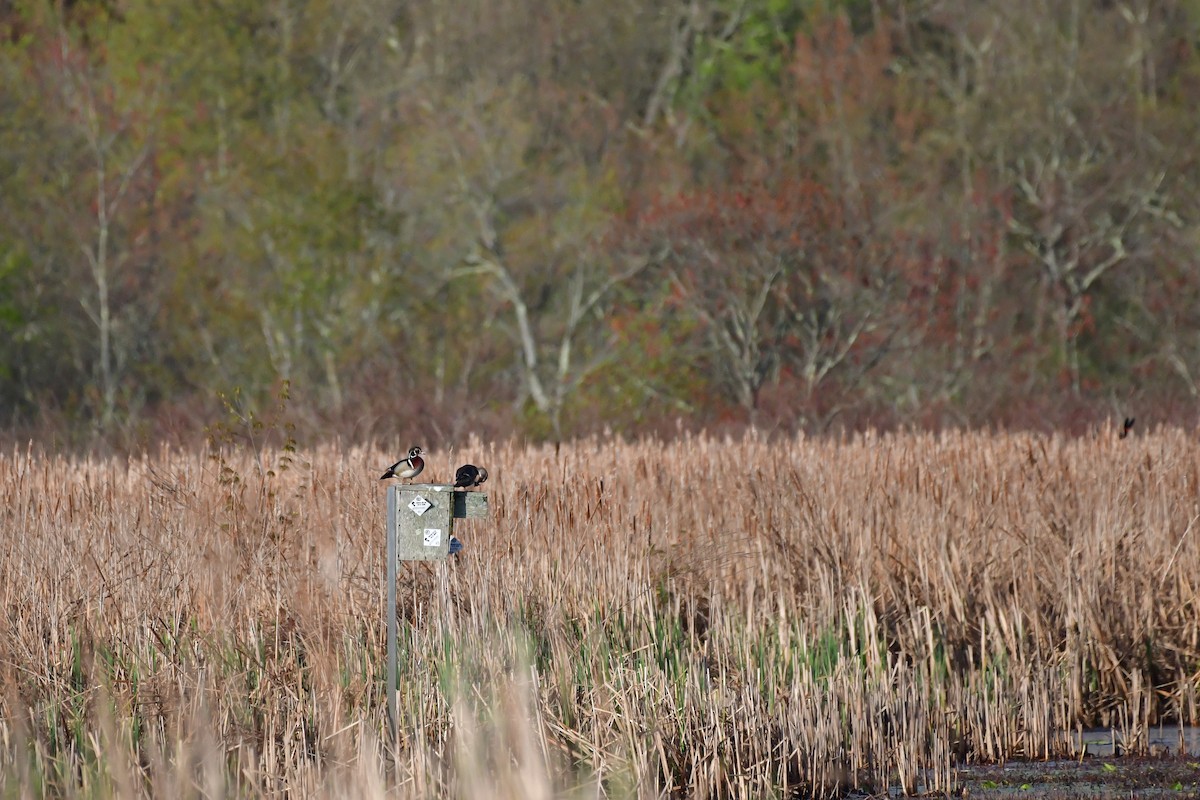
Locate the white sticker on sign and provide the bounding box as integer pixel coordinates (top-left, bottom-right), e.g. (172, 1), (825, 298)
(423, 528), (442, 547)
(409, 495), (432, 516)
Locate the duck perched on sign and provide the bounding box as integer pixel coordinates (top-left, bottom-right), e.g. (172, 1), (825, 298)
(453, 463), (488, 489)
(380, 446), (424, 482)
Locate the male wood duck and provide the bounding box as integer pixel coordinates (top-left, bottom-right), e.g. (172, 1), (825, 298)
(381, 446), (425, 482)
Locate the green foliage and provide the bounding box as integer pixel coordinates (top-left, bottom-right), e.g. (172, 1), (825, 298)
(1, 0), (1200, 443)
(692, 0), (805, 95)
(578, 295), (711, 427)
(676, 1), (883, 128)
(0, 247), (30, 384)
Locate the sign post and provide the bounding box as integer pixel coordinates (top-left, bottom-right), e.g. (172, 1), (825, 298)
(385, 483), (488, 745)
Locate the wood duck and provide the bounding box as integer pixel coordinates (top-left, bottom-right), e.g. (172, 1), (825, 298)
(381, 446), (425, 482)
(453, 464), (488, 489)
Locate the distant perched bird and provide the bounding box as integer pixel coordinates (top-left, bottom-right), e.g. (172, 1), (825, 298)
(453, 464), (488, 489)
(1119, 417), (1135, 439)
(381, 446), (425, 482)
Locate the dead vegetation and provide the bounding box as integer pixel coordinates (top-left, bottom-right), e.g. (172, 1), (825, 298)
(1, 428), (1198, 797)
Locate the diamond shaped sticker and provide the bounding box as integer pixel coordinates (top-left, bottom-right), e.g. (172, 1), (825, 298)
(408, 495), (432, 516)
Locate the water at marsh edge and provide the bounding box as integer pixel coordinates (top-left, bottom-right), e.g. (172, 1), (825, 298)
(880, 728), (1200, 798)
(1071, 725), (1200, 757)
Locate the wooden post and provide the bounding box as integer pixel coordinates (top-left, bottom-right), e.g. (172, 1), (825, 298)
(385, 484), (488, 748)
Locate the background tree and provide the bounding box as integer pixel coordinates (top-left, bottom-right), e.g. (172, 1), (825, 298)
(2, 0), (1200, 445)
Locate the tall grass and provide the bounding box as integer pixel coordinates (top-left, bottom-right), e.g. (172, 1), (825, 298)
(1, 429), (1198, 797)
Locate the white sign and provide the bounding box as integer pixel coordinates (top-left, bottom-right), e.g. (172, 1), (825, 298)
(423, 528), (442, 547)
(408, 495), (432, 516)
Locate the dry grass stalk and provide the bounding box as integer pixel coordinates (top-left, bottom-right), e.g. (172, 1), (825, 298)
(1, 428), (1197, 797)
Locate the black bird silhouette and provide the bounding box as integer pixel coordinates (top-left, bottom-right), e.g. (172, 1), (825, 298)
(453, 464), (488, 489)
(381, 446), (425, 481)
(1119, 418), (1135, 439)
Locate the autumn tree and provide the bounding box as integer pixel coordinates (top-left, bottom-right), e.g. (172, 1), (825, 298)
(371, 0), (677, 438)
(3, 0), (1200, 442)
(632, 179), (898, 423)
(894, 0), (1199, 405)
(0, 2), (171, 435)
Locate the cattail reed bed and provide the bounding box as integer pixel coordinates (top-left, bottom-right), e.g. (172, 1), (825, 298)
(1, 430), (1198, 798)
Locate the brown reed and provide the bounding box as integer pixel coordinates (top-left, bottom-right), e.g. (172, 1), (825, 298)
(0, 427), (1197, 797)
